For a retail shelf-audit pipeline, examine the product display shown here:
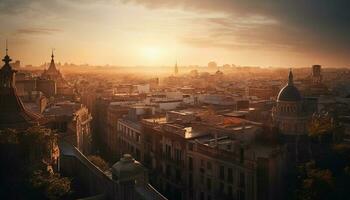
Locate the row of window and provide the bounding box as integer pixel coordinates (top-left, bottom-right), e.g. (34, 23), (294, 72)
(118, 138), (141, 160)
(189, 156), (246, 187)
(164, 144), (183, 163)
(118, 123), (141, 143)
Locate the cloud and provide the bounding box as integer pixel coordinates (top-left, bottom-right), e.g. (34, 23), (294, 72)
(16, 28), (62, 35)
(122, 0), (350, 54)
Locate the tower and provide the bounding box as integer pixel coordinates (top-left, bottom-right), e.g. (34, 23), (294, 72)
(174, 61), (178, 75)
(0, 43), (44, 129)
(312, 65), (322, 84)
(42, 49), (62, 80)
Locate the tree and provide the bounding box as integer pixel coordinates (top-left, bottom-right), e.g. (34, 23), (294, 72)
(296, 161), (335, 200)
(88, 155), (109, 171)
(0, 126), (71, 199)
(30, 170), (71, 200)
(308, 112), (344, 144)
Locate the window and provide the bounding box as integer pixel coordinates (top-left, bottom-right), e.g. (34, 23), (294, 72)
(219, 165), (225, 180)
(136, 133), (141, 142)
(240, 172), (245, 188)
(219, 182), (224, 193)
(189, 143), (194, 151)
(189, 189), (194, 200)
(228, 186), (233, 198)
(228, 168), (233, 183)
(175, 148), (182, 163)
(165, 144), (171, 159)
(176, 169), (181, 182)
(200, 175), (204, 184)
(189, 157), (193, 171)
(238, 190), (245, 200)
(207, 161), (212, 170)
(189, 173), (193, 188)
(240, 148), (244, 164)
(200, 192), (204, 200)
(207, 178), (212, 190)
(166, 165), (171, 177)
(136, 149), (140, 160)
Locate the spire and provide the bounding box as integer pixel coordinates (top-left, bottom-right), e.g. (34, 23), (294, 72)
(0, 40), (42, 128)
(174, 60), (178, 75)
(48, 49), (57, 72)
(2, 40), (12, 64)
(5, 39), (8, 56)
(288, 68), (294, 85)
(51, 48), (54, 61)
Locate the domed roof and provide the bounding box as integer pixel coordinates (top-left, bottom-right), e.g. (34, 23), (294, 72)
(277, 69), (302, 102)
(111, 154), (144, 182)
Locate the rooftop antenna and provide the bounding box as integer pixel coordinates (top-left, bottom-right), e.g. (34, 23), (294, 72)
(5, 39), (8, 56)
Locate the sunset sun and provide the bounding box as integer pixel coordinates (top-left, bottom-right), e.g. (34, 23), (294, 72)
(142, 47), (161, 60)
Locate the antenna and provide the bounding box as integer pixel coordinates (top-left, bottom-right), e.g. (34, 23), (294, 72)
(5, 39), (8, 56)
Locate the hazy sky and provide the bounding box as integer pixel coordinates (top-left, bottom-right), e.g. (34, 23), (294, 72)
(0, 0), (349, 67)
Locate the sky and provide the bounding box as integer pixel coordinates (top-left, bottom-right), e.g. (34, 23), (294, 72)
(0, 0), (349, 67)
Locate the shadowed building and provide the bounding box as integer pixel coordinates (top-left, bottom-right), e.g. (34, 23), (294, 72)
(272, 69), (315, 163)
(0, 49), (45, 129)
(272, 70), (309, 136)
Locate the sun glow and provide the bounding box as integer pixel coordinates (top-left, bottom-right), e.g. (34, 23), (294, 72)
(142, 47), (162, 60)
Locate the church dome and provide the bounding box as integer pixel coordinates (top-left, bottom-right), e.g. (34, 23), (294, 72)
(277, 85), (302, 101)
(277, 69), (302, 102)
(111, 154), (144, 182)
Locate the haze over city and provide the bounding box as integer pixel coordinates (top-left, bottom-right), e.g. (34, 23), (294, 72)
(2, 1), (350, 200)
(1, 0), (350, 67)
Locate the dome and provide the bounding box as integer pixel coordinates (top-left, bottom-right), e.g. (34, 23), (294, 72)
(111, 154), (144, 182)
(277, 85), (302, 101)
(277, 69), (302, 102)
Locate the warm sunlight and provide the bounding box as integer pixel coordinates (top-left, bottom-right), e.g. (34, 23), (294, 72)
(142, 47), (162, 61)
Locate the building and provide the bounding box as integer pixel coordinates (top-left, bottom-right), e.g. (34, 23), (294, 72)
(106, 104), (131, 159)
(302, 65), (329, 97)
(312, 65), (322, 84)
(41, 51), (73, 96)
(272, 70), (310, 136)
(122, 109), (286, 200)
(44, 102), (92, 154)
(0, 50), (45, 129)
(272, 69), (316, 163)
(59, 139), (168, 200)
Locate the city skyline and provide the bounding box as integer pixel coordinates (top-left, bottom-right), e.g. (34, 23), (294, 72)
(1, 0), (350, 67)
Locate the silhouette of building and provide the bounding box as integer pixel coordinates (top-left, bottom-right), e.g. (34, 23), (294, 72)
(312, 65), (322, 84)
(41, 51), (73, 96)
(272, 69), (309, 136)
(174, 61), (178, 76)
(0, 48), (45, 129)
(272, 69), (316, 163)
(301, 65), (329, 97)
